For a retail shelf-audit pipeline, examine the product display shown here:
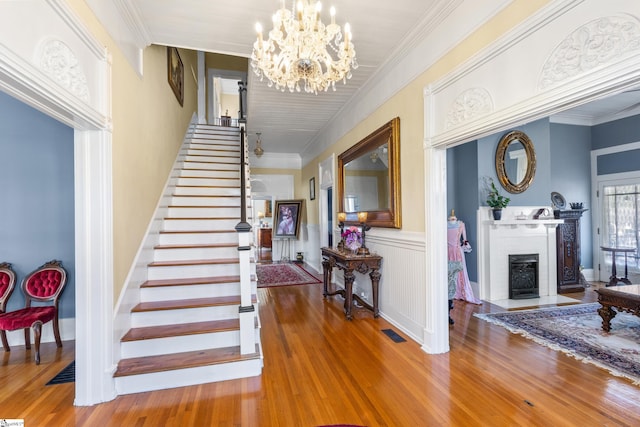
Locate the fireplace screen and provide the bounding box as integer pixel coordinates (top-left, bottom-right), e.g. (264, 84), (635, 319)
(509, 254), (539, 299)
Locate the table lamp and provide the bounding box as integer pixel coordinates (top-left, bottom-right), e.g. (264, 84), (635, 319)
(337, 212), (346, 251)
(357, 211), (371, 255)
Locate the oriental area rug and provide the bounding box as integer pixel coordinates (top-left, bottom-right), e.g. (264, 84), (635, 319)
(256, 262), (322, 288)
(475, 303), (640, 385)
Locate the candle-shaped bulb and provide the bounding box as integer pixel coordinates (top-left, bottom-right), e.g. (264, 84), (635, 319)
(330, 6), (336, 24)
(297, 1), (303, 20)
(344, 22), (351, 44)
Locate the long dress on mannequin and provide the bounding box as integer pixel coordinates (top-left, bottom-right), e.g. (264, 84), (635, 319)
(447, 218), (481, 304)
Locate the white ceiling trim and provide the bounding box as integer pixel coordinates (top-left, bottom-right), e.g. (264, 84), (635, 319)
(301, 0), (515, 165)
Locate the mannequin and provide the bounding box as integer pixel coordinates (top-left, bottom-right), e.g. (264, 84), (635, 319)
(447, 210), (481, 304)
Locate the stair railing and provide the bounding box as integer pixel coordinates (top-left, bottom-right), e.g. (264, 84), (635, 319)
(236, 119), (255, 355)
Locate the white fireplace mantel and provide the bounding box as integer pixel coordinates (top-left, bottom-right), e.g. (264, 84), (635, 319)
(477, 206), (563, 302)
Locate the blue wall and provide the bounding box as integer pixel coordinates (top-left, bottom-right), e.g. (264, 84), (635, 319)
(449, 117), (597, 281)
(592, 114), (640, 150)
(550, 123), (592, 267)
(447, 141), (479, 280)
(0, 91), (75, 318)
(478, 118), (552, 206)
(594, 115), (640, 174)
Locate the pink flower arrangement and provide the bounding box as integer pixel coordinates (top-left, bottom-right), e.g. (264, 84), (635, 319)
(341, 226), (362, 251)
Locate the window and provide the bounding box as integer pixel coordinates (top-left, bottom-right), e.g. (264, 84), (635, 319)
(601, 184), (640, 272)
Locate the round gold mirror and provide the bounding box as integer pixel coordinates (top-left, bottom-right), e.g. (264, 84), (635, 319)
(495, 130), (536, 194)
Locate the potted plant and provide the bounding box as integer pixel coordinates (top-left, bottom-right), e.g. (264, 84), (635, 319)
(486, 179), (510, 220)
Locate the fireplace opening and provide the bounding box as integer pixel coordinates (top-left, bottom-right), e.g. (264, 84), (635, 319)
(509, 254), (539, 299)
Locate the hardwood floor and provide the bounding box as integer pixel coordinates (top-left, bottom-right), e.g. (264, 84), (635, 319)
(1, 275), (640, 426)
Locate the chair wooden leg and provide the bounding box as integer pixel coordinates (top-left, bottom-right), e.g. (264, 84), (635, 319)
(32, 321), (42, 365)
(53, 314), (62, 348)
(24, 327), (31, 350)
(1, 330), (10, 352)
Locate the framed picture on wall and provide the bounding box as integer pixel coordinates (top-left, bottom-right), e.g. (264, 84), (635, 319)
(167, 46), (184, 106)
(274, 199), (304, 238)
(309, 177), (316, 200)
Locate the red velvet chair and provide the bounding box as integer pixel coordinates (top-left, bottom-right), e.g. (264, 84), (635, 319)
(0, 260), (67, 364)
(0, 262), (17, 352)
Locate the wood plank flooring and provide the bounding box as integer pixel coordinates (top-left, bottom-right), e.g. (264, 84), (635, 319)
(1, 274), (640, 426)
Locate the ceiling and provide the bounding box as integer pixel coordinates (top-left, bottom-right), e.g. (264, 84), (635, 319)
(96, 1), (640, 156)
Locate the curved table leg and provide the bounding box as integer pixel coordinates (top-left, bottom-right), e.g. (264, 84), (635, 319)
(369, 269), (381, 318)
(597, 304), (616, 332)
(344, 269), (355, 320)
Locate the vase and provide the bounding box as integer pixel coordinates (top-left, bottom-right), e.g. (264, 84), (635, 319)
(347, 241), (361, 255)
(492, 208), (502, 220)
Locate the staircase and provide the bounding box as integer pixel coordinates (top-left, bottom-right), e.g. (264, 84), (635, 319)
(114, 123), (262, 395)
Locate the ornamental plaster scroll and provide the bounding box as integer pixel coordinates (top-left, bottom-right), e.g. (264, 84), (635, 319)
(39, 39), (90, 103)
(444, 87), (493, 129)
(539, 15), (640, 90)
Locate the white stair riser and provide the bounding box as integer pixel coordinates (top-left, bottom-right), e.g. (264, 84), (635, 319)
(131, 305), (239, 327)
(170, 195), (242, 205)
(175, 177), (240, 187)
(177, 169), (239, 179)
(153, 245), (238, 261)
(182, 149), (239, 157)
(158, 232), (238, 245)
(163, 218), (240, 231)
(180, 161), (239, 171)
(121, 330), (243, 358)
(190, 135), (239, 142)
(180, 155), (239, 164)
(167, 207), (240, 218)
(114, 358), (262, 395)
(148, 263), (240, 280)
(140, 282), (242, 301)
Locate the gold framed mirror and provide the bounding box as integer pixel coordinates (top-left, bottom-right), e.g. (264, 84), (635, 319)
(495, 130), (536, 194)
(337, 117), (401, 228)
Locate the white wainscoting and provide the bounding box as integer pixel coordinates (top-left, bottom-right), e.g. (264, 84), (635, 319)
(306, 226), (427, 344)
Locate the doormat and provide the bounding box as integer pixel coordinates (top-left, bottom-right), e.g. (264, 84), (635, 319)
(475, 303), (640, 385)
(256, 262), (321, 288)
(46, 360), (75, 385)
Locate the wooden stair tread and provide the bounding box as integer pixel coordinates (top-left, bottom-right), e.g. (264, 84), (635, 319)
(132, 294), (257, 312)
(154, 243), (237, 250)
(148, 258), (240, 267)
(141, 275), (251, 287)
(121, 319), (240, 341)
(114, 344), (260, 377)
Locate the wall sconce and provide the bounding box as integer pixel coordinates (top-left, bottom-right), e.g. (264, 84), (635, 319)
(357, 211), (371, 255)
(337, 212), (346, 251)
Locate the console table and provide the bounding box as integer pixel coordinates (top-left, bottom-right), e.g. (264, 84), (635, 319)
(321, 247), (382, 320)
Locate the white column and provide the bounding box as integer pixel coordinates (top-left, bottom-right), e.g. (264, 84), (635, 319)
(422, 144), (449, 354)
(74, 129), (116, 405)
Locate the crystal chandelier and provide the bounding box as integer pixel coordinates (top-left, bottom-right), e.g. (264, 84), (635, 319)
(251, 0), (358, 94)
